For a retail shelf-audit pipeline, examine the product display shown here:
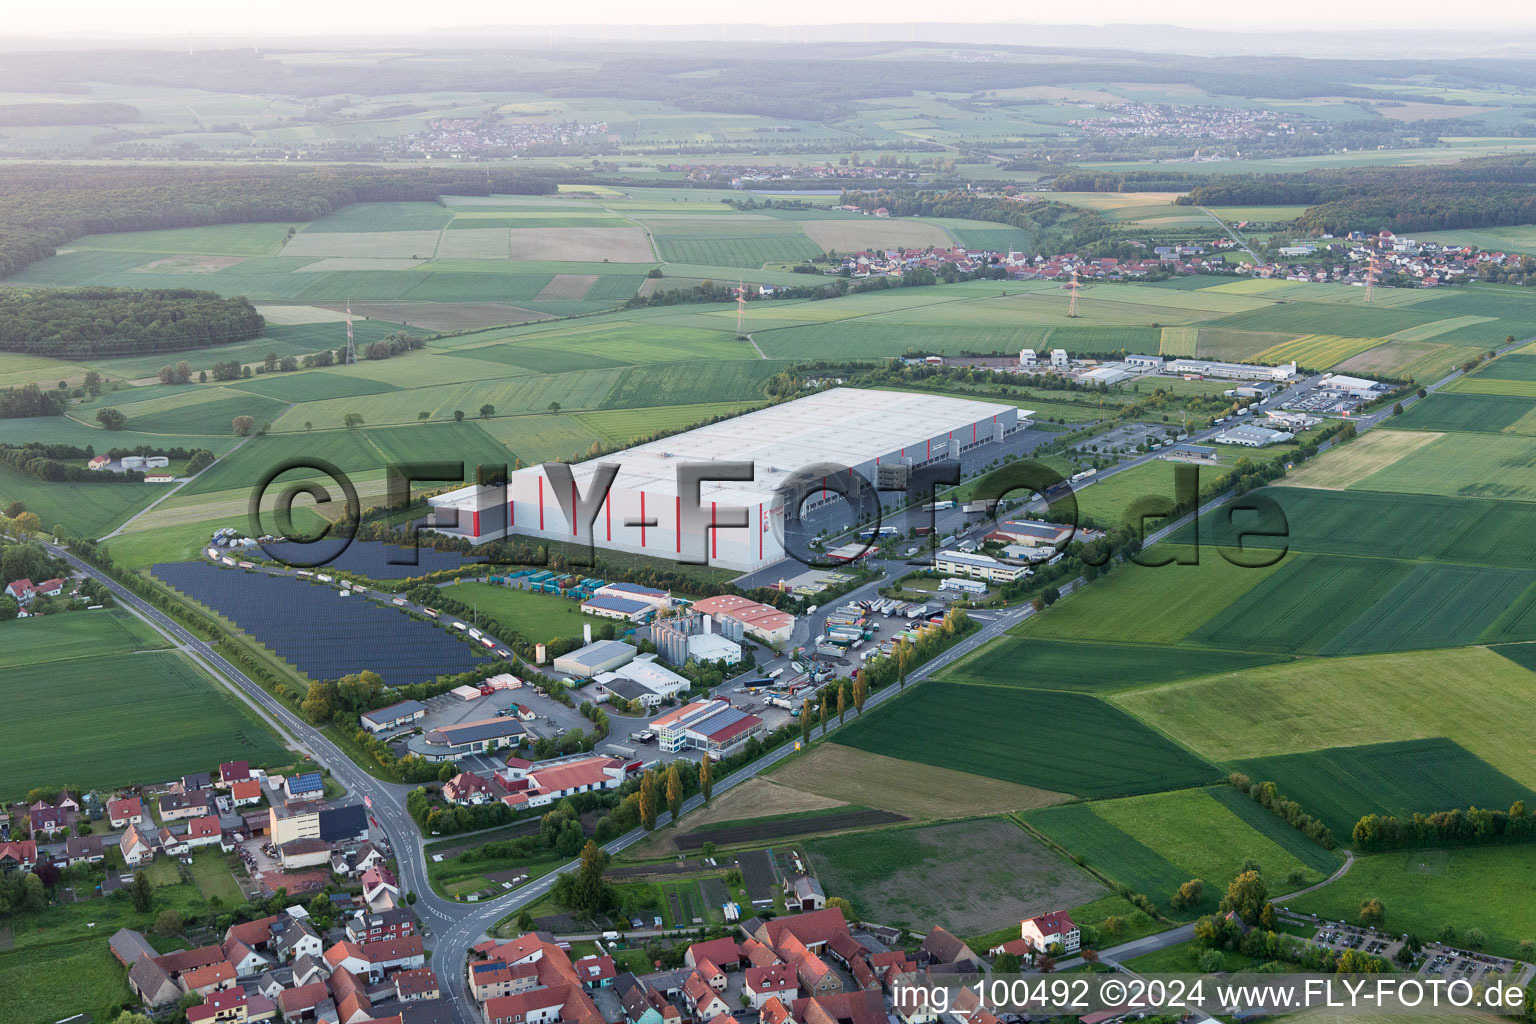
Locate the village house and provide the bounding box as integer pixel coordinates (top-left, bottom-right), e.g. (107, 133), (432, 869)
(1019, 911), (1080, 956)
(107, 795), (144, 828)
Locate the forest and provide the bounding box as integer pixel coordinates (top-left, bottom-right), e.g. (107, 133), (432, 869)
(0, 287), (264, 358)
(1164, 154), (1536, 235)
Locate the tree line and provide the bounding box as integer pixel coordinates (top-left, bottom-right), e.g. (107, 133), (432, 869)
(1352, 801), (1536, 852)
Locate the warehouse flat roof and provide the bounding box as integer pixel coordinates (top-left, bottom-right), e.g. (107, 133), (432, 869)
(433, 388), (1022, 509)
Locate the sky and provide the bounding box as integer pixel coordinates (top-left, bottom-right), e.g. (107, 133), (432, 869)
(5, 1), (1531, 37)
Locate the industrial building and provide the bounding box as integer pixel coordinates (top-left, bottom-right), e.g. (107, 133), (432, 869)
(553, 639), (637, 678)
(359, 699), (427, 735)
(1319, 373), (1386, 399)
(580, 596), (652, 622)
(408, 718), (527, 761)
(425, 388), (1025, 572)
(1161, 443), (1219, 464)
(652, 699), (764, 755)
(592, 582), (671, 609)
(989, 519), (1075, 548)
(933, 550), (1032, 583)
(1213, 424), (1294, 447)
(690, 595), (795, 645)
(595, 655), (691, 707)
(1166, 358), (1297, 382)
(655, 612), (746, 667)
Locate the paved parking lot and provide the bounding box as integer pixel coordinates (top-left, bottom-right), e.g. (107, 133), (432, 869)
(1073, 421), (1178, 457)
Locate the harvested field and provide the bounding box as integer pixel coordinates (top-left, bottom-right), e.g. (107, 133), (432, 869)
(799, 218), (953, 252)
(676, 777), (846, 829)
(1278, 428), (1440, 489)
(253, 304), (352, 324)
(281, 229), (442, 259)
(1159, 326), (1198, 356)
(536, 274), (599, 299)
(767, 743), (1071, 819)
(803, 817), (1106, 933)
(675, 810), (907, 850)
(435, 228), (509, 259)
(133, 254), (244, 273)
(508, 227), (654, 262)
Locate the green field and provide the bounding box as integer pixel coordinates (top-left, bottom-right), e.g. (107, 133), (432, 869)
(0, 611), (290, 797)
(1189, 554), (1409, 654)
(1020, 546), (1287, 645)
(834, 681), (1219, 799)
(1232, 739), (1536, 839)
(1190, 487), (1536, 571)
(1389, 392), (1536, 433)
(1028, 787), (1337, 913)
(1290, 846), (1536, 958)
(445, 581), (608, 645)
(1111, 646), (1536, 790)
(940, 637), (1291, 692)
(1324, 563), (1536, 654)
(1353, 431), (1536, 502)
(0, 464), (167, 539)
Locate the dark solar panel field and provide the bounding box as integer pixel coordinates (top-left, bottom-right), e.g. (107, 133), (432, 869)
(153, 560), (484, 686)
(253, 539), (485, 578)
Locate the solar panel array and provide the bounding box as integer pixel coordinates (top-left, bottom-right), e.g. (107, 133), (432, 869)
(253, 539), (485, 579)
(153, 560), (484, 687)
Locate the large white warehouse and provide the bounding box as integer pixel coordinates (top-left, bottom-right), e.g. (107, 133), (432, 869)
(426, 388), (1026, 572)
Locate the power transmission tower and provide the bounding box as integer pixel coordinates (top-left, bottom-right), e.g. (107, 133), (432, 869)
(1067, 268), (1080, 318)
(345, 301), (356, 364)
(736, 280), (747, 337)
(1365, 255), (1378, 303)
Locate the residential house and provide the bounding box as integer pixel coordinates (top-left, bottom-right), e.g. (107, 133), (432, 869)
(683, 971), (731, 1021)
(272, 919), (325, 962)
(65, 833), (104, 865)
(187, 814), (224, 848)
(482, 985), (573, 1024)
(743, 965), (796, 1009)
(395, 966), (441, 1001)
(285, 772), (325, 800)
(759, 998), (794, 1024)
(791, 991), (887, 1024)
(442, 771), (507, 805)
(29, 797), (75, 837)
(120, 822), (157, 867)
(181, 959), (237, 997)
(222, 935), (271, 978)
(182, 772), (213, 792)
(4, 579), (35, 605)
(574, 954), (616, 989)
(323, 935), (425, 981)
(107, 795), (145, 828)
(361, 863), (401, 911)
(157, 826), (191, 858)
(277, 980), (330, 1020)
(1019, 911), (1079, 956)
(345, 907), (416, 945)
(0, 839), (36, 871)
(231, 779), (263, 807)
(219, 761), (252, 787)
(160, 788), (215, 822)
(686, 938), (740, 973)
(693, 958), (727, 992)
(468, 958), (539, 1003)
(616, 972), (681, 1024)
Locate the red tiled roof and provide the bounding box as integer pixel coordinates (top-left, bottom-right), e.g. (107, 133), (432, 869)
(278, 981), (329, 1013)
(181, 960), (234, 991)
